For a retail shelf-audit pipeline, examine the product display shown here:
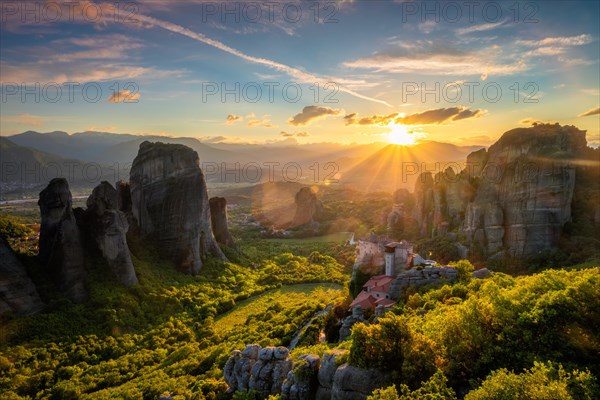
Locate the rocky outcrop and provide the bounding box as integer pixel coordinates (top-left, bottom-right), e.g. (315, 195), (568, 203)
(0, 236), (45, 315)
(389, 266), (458, 299)
(339, 306), (365, 341)
(224, 344), (261, 392)
(292, 187), (323, 227)
(116, 180), (132, 212)
(316, 351), (347, 400)
(38, 178), (86, 302)
(465, 124), (584, 258)
(413, 172), (435, 237)
(413, 124), (588, 259)
(209, 197), (236, 249)
(330, 364), (392, 400)
(282, 354), (321, 400)
(224, 345), (293, 396)
(86, 182), (138, 286)
(129, 142), (226, 274)
(225, 345), (391, 400)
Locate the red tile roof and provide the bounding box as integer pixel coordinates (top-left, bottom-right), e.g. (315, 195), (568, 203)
(362, 275), (394, 293)
(350, 282), (397, 310)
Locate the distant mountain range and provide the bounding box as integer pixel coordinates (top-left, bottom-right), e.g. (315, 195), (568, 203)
(0, 130), (485, 195)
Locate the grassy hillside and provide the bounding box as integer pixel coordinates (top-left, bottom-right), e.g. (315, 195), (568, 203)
(0, 217), (350, 399)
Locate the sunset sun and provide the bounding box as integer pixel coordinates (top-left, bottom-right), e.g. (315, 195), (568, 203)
(388, 124), (416, 146)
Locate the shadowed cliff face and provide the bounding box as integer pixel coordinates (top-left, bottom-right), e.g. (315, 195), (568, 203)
(209, 197), (237, 249)
(415, 124), (591, 259)
(38, 178), (87, 303)
(130, 141), (226, 274)
(86, 181), (138, 286)
(0, 236), (45, 316)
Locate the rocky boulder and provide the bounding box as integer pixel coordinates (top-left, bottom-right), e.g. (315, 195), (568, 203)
(86, 182), (138, 286)
(209, 197), (236, 249)
(38, 178), (86, 302)
(331, 364), (392, 400)
(316, 350), (348, 400)
(0, 236), (45, 315)
(225, 345), (292, 396)
(339, 306), (365, 341)
(129, 142), (226, 274)
(282, 354), (321, 400)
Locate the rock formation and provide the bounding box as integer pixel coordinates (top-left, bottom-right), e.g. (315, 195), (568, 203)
(413, 124), (588, 259)
(116, 180), (132, 212)
(413, 172), (435, 237)
(38, 178), (86, 302)
(292, 187), (323, 227)
(129, 142), (226, 274)
(388, 266), (458, 298)
(461, 125), (585, 257)
(316, 351), (347, 400)
(224, 344), (261, 392)
(0, 236), (45, 315)
(282, 354), (321, 400)
(209, 197), (236, 249)
(330, 363), (392, 400)
(224, 345), (292, 396)
(339, 306), (365, 341)
(225, 345), (395, 400)
(86, 182), (138, 286)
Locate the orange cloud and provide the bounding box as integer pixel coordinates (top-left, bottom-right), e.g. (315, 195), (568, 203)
(578, 106), (600, 117)
(288, 106), (342, 126)
(344, 112), (398, 126)
(0, 113), (45, 127)
(397, 107), (485, 125)
(108, 90), (140, 103)
(226, 114), (243, 125)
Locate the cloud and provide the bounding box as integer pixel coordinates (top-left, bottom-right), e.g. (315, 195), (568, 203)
(0, 113), (45, 127)
(581, 89), (600, 96)
(247, 115), (274, 128)
(280, 131), (309, 137)
(226, 114), (243, 125)
(578, 107), (600, 117)
(343, 112), (399, 126)
(516, 34), (593, 47)
(456, 20), (508, 36)
(132, 14), (392, 106)
(396, 106), (485, 125)
(288, 106), (342, 126)
(418, 20), (438, 34)
(343, 40), (526, 78)
(558, 57), (596, 67)
(108, 90), (140, 103)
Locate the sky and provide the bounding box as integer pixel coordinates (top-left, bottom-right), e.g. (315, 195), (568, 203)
(0, 0), (599, 146)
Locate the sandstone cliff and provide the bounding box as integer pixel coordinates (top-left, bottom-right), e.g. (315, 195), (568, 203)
(209, 197), (237, 249)
(130, 142), (226, 274)
(292, 187), (323, 228)
(38, 178), (87, 302)
(0, 236), (45, 315)
(415, 124), (588, 259)
(86, 182), (138, 286)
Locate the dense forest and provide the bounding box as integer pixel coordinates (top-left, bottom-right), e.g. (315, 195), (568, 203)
(1, 210), (599, 399)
